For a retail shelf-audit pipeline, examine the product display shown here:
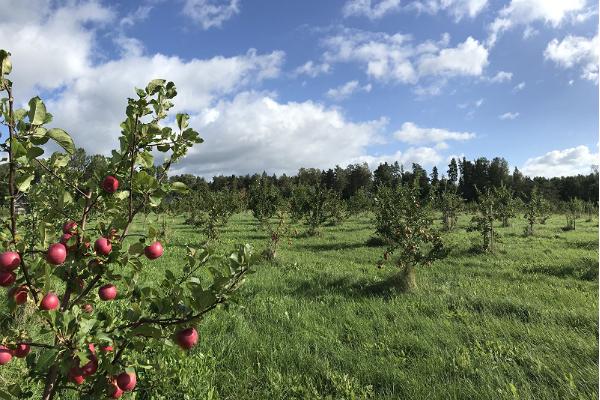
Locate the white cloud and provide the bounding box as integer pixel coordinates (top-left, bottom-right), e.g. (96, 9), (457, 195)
(182, 0), (240, 30)
(172, 92), (387, 176)
(417, 37), (489, 77)
(342, 0), (402, 19)
(326, 80), (372, 100)
(0, 0), (114, 98)
(410, 0), (488, 20)
(294, 61), (331, 77)
(499, 112), (520, 120)
(393, 122), (476, 146)
(522, 145), (599, 177)
(513, 81), (526, 92)
(354, 147), (443, 170)
(487, 0), (587, 47)
(486, 71), (513, 83)
(544, 34), (599, 83)
(47, 50), (285, 153)
(323, 29), (489, 85)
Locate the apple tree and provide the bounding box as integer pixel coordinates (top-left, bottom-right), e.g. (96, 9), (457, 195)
(373, 182), (446, 291)
(0, 50), (257, 399)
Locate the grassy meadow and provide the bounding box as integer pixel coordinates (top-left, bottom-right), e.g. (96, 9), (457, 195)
(1, 212), (598, 399)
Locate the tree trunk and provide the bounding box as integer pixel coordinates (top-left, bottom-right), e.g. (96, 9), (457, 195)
(42, 365), (59, 400)
(396, 264), (417, 292)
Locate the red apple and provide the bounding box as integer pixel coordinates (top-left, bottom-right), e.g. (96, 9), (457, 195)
(62, 220), (78, 234)
(94, 238), (112, 256)
(9, 285), (28, 305)
(0, 346), (12, 365)
(175, 327), (199, 350)
(68, 366), (85, 385)
(101, 345), (113, 352)
(40, 292), (59, 311)
(13, 343), (30, 358)
(0, 271), (16, 287)
(144, 241), (164, 260)
(47, 243), (67, 265)
(108, 379), (123, 398)
(98, 284), (117, 301)
(82, 303), (93, 313)
(116, 371), (136, 391)
(102, 176), (119, 193)
(81, 358), (98, 376)
(0, 251), (20, 271)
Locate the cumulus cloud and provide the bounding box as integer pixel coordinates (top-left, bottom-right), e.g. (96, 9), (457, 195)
(522, 145), (599, 177)
(544, 34), (599, 83)
(294, 60), (331, 77)
(172, 92), (387, 176)
(182, 0), (240, 30)
(0, 0), (114, 98)
(47, 49), (285, 153)
(409, 0), (488, 21)
(322, 29), (489, 85)
(393, 122), (476, 147)
(326, 80), (372, 100)
(487, 0), (586, 47)
(342, 0), (402, 19)
(499, 112), (520, 120)
(417, 37), (489, 77)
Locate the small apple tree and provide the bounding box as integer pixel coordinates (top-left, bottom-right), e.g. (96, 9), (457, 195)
(436, 187), (462, 231)
(523, 187), (543, 236)
(248, 175), (280, 226)
(494, 184), (519, 227)
(373, 182), (446, 291)
(0, 50), (257, 399)
(564, 198), (583, 230)
(289, 185), (339, 236)
(468, 188), (499, 252)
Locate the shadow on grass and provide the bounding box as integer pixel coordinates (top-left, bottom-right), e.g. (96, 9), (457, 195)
(521, 256), (599, 281)
(297, 242), (366, 252)
(292, 274), (403, 299)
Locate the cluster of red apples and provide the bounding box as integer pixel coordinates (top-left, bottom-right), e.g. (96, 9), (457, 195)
(0, 176), (199, 397)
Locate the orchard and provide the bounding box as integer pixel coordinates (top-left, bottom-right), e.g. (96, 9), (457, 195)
(0, 46), (597, 400)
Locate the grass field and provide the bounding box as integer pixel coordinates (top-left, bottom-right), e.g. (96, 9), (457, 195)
(2, 212), (598, 399)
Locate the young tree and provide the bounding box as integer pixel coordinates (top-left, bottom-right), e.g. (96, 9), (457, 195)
(494, 184), (518, 227)
(184, 190), (239, 241)
(373, 183), (446, 291)
(0, 50), (257, 399)
(524, 187), (542, 236)
(437, 187), (463, 231)
(564, 198), (583, 230)
(289, 185), (340, 235)
(248, 174), (280, 225)
(468, 188), (498, 252)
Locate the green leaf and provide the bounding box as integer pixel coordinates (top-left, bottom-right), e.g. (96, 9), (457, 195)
(0, 50), (11, 76)
(136, 151), (154, 168)
(115, 190), (130, 200)
(28, 97), (47, 125)
(171, 182), (188, 193)
(47, 128), (75, 154)
(176, 113), (189, 131)
(128, 242), (145, 255)
(132, 325), (162, 339)
(146, 79), (166, 95)
(26, 146), (44, 160)
(15, 173), (34, 192)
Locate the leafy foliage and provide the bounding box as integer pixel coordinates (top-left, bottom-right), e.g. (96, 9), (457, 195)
(373, 183), (446, 291)
(0, 51), (256, 400)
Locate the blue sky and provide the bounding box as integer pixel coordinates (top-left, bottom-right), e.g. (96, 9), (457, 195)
(1, 0), (598, 177)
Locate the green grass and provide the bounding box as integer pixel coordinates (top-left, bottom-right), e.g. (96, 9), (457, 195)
(2, 213), (599, 399)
